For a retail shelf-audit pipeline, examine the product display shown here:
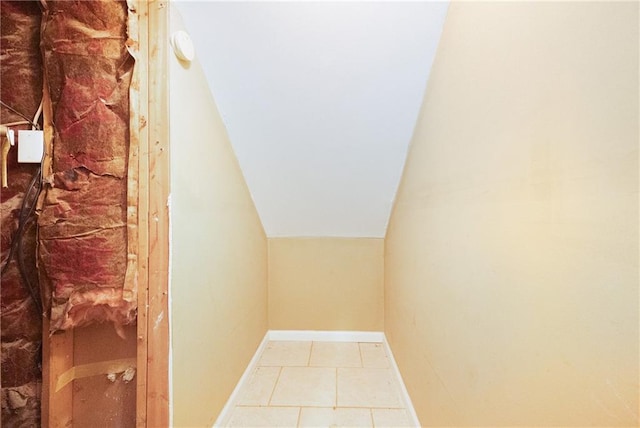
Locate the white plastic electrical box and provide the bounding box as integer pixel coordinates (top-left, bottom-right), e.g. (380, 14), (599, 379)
(17, 130), (44, 163)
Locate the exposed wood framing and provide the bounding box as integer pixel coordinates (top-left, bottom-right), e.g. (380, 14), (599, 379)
(145, 0), (171, 425)
(39, 1), (170, 425)
(134, 0), (150, 425)
(41, 322), (73, 428)
(40, 75), (74, 428)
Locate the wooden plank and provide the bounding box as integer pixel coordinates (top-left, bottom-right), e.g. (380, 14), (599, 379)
(40, 74), (74, 428)
(133, 0), (150, 426)
(145, 0), (171, 425)
(41, 322), (74, 428)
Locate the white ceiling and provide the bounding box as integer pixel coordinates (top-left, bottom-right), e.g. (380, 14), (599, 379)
(174, 1), (449, 237)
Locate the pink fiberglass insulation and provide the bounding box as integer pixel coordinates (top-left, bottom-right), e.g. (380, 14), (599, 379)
(0, 1), (43, 425)
(39, 0), (136, 333)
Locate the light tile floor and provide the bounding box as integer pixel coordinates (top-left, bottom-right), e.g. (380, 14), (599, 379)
(226, 341), (414, 427)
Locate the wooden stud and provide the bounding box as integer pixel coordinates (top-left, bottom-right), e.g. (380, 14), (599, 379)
(41, 325), (74, 428)
(133, 1), (150, 426)
(40, 73), (75, 428)
(145, 0), (171, 425)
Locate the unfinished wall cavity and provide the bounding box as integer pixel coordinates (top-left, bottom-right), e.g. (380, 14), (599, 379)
(0, 1), (44, 425)
(39, 0), (137, 333)
(3, 0), (142, 425)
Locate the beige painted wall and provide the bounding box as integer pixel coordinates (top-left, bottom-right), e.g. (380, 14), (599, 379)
(269, 238), (384, 331)
(385, 2), (639, 426)
(168, 8), (268, 427)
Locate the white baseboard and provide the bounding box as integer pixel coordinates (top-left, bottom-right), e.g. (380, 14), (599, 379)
(268, 329), (384, 343)
(383, 336), (421, 427)
(212, 331), (270, 427)
(213, 330), (418, 427)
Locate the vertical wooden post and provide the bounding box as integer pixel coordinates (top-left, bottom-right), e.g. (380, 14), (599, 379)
(134, 0), (150, 426)
(40, 75), (74, 428)
(41, 325), (74, 428)
(145, 0), (171, 426)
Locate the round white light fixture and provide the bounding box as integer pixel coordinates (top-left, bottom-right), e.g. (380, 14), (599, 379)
(171, 30), (195, 62)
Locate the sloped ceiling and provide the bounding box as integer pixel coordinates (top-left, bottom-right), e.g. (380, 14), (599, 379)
(174, 1), (449, 237)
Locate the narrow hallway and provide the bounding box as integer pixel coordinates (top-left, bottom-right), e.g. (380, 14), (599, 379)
(224, 340), (414, 427)
(169, 1), (639, 426)
(1, 0), (637, 426)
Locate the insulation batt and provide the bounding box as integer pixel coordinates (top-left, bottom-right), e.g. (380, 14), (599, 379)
(0, 1), (44, 426)
(39, 0), (136, 333)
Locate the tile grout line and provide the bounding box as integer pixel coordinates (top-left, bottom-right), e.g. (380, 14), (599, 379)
(296, 407), (301, 428)
(358, 342), (364, 368)
(307, 341), (314, 366)
(289, 364), (361, 369)
(370, 408), (375, 427)
(233, 404), (406, 410)
(267, 366), (283, 406)
(335, 367), (339, 408)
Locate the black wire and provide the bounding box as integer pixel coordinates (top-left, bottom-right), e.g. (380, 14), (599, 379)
(0, 100), (40, 130)
(17, 216), (42, 315)
(1, 180), (35, 273)
(18, 169), (43, 314)
(1, 167), (43, 314)
(0, 167), (40, 274)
